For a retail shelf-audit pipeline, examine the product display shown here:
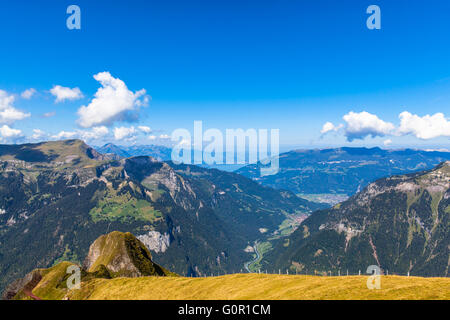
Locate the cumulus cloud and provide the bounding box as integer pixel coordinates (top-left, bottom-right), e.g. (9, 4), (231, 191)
(50, 85), (83, 103)
(31, 129), (46, 140)
(77, 72), (149, 128)
(21, 88), (36, 99)
(51, 131), (78, 140)
(159, 134), (170, 139)
(0, 90), (31, 124)
(114, 126), (136, 140)
(321, 122), (336, 134)
(320, 121), (343, 134)
(135, 95), (150, 107)
(398, 111), (450, 139)
(342, 111), (395, 141)
(138, 125), (152, 134)
(320, 111), (394, 141)
(0, 125), (23, 142)
(80, 126), (109, 141)
(50, 126), (110, 142)
(321, 110), (450, 142)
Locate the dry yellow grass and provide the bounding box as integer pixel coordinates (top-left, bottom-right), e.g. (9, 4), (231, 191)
(67, 274), (450, 300)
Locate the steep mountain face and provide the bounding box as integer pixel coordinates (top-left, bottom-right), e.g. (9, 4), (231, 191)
(3, 231), (175, 300)
(262, 162), (450, 277)
(237, 147), (450, 204)
(263, 161), (450, 276)
(0, 140), (317, 293)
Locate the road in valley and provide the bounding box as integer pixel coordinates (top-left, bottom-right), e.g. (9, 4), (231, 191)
(244, 243), (260, 273)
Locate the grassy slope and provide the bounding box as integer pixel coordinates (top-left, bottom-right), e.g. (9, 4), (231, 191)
(67, 274), (450, 300)
(14, 262), (76, 300)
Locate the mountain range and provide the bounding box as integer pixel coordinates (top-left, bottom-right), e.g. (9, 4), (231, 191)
(95, 144), (450, 205)
(1, 140), (449, 297)
(0, 140), (319, 293)
(96, 143), (172, 161)
(95, 143), (245, 172)
(237, 147), (450, 204)
(261, 161), (450, 277)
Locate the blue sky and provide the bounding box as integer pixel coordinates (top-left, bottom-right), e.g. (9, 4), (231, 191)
(0, 0), (449, 149)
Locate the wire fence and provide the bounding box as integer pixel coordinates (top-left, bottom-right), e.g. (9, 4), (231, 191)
(182, 269), (448, 278)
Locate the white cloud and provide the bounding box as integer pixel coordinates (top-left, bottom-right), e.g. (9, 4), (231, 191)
(114, 126), (136, 140)
(320, 121), (343, 134)
(424, 148), (450, 152)
(80, 126), (109, 141)
(398, 111), (450, 140)
(342, 111), (395, 141)
(322, 110), (450, 142)
(138, 125), (152, 134)
(50, 126), (110, 142)
(51, 131), (78, 140)
(0, 90), (31, 124)
(77, 72), (149, 128)
(21, 88), (36, 99)
(0, 91), (15, 110)
(31, 129), (46, 140)
(321, 122), (336, 134)
(148, 135), (156, 140)
(159, 134), (170, 139)
(136, 95), (150, 107)
(50, 85), (83, 103)
(0, 125), (23, 142)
